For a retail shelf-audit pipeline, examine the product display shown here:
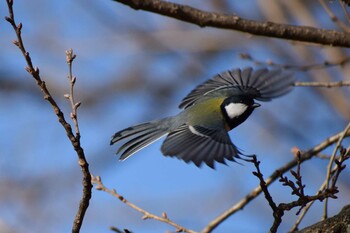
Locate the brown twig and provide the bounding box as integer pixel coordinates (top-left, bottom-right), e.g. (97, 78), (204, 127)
(279, 152), (306, 204)
(319, 0), (350, 32)
(5, 1), (92, 232)
(252, 153), (338, 233)
(270, 189), (338, 233)
(330, 146), (349, 190)
(251, 156), (277, 212)
(290, 200), (314, 232)
(201, 129), (350, 233)
(240, 53), (350, 71)
(289, 146), (349, 232)
(112, 0), (350, 47)
(294, 81), (350, 88)
(323, 122), (350, 219)
(65, 49), (81, 136)
(340, 1), (350, 25)
(91, 175), (197, 233)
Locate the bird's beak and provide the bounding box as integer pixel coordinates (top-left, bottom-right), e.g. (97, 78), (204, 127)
(252, 103), (261, 108)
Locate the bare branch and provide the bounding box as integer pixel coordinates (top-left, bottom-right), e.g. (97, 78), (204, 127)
(5, 1), (92, 232)
(294, 81), (350, 88)
(251, 156), (277, 212)
(201, 129), (350, 233)
(323, 122), (350, 219)
(240, 53), (350, 71)
(319, 0), (350, 32)
(91, 175), (197, 233)
(340, 1), (350, 25)
(65, 49), (81, 136)
(251, 153), (338, 233)
(252, 153), (338, 233)
(298, 205), (350, 233)
(290, 148), (349, 232)
(112, 0), (350, 47)
(330, 147), (349, 190)
(270, 188), (338, 233)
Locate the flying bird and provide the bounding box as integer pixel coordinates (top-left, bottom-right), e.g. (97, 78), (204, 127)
(111, 67), (294, 168)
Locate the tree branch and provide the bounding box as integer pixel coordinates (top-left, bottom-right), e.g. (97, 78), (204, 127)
(289, 146), (349, 232)
(294, 81), (350, 88)
(319, 0), (350, 33)
(91, 175), (196, 233)
(251, 153), (338, 233)
(298, 205), (350, 233)
(251, 156), (277, 212)
(201, 130), (350, 233)
(5, 1), (92, 232)
(323, 122), (350, 219)
(240, 53), (350, 71)
(112, 0), (350, 47)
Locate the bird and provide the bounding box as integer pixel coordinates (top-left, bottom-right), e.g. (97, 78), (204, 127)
(110, 67), (294, 168)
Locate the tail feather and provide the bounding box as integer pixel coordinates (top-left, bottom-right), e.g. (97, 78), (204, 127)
(119, 131), (165, 160)
(111, 119), (171, 161)
(110, 122), (157, 144)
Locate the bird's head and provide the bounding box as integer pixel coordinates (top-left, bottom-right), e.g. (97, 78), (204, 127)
(221, 95), (260, 130)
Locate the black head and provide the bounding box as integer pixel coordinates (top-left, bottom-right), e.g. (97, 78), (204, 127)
(220, 95), (260, 130)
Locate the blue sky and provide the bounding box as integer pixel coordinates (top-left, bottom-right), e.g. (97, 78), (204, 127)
(1, 1), (350, 233)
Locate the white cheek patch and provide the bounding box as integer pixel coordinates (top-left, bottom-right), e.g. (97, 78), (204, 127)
(224, 103), (248, 119)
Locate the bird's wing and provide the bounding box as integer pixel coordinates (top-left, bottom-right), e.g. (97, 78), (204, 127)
(161, 124), (241, 168)
(179, 67), (294, 109)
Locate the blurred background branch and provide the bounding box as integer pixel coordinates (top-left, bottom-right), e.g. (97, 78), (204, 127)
(1, 0), (350, 233)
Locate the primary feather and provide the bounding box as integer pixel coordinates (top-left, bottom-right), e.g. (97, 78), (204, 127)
(179, 67), (294, 109)
(161, 124), (241, 168)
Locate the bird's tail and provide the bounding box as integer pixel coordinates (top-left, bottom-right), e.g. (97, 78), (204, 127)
(110, 118), (172, 161)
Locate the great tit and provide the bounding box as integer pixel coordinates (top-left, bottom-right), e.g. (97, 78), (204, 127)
(111, 67), (294, 168)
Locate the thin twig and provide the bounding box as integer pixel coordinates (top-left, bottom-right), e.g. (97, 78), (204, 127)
(241, 53), (350, 87)
(271, 188), (338, 233)
(323, 122), (350, 219)
(279, 153), (306, 203)
(5, 1), (92, 232)
(319, 0), (350, 32)
(340, 1), (350, 25)
(64, 49), (80, 141)
(272, 152), (339, 233)
(240, 53), (350, 71)
(294, 81), (350, 88)
(289, 147), (350, 232)
(65, 49), (80, 136)
(251, 156), (277, 211)
(289, 200), (314, 232)
(91, 175), (197, 233)
(112, 0), (350, 47)
(201, 129), (350, 233)
(315, 153), (332, 159)
(250, 153), (338, 233)
(330, 147), (349, 190)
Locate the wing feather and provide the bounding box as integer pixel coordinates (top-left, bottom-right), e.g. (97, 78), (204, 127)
(179, 67), (294, 109)
(161, 125), (241, 168)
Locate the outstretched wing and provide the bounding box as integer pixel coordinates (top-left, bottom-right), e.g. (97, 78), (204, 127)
(161, 124), (242, 168)
(179, 67), (294, 109)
